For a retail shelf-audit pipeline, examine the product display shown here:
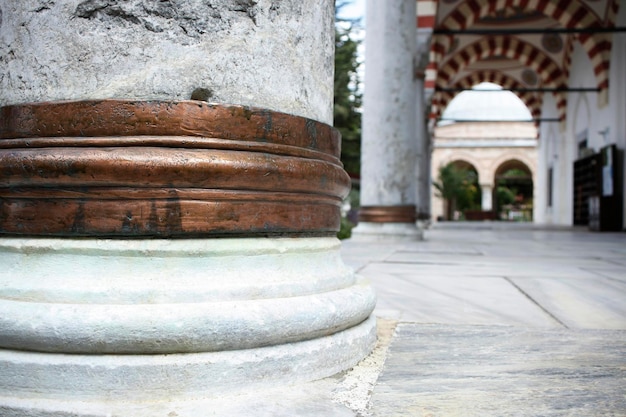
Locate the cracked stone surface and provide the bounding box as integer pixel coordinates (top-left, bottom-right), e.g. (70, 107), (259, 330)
(0, 0), (334, 123)
(370, 325), (626, 417)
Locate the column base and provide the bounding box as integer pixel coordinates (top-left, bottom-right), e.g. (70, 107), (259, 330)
(0, 316), (376, 417)
(350, 221), (424, 241)
(417, 211), (432, 230)
(0, 237), (376, 415)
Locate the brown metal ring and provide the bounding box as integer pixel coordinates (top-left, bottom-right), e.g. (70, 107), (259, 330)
(0, 100), (350, 237)
(0, 100), (341, 157)
(358, 205), (417, 223)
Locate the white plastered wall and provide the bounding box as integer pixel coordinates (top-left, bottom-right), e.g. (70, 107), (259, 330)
(538, 93), (564, 225)
(538, 27), (626, 227)
(536, 121), (558, 224)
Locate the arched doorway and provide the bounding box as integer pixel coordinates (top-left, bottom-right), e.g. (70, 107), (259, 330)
(433, 160), (481, 220)
(494, 160), (534, 221)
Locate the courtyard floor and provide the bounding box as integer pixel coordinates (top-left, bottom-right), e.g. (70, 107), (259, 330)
(205, 222), (626, 416)
(339, 222), (626, 416)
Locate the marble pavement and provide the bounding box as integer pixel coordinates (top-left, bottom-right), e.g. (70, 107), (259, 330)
(339, 222), (626, 416)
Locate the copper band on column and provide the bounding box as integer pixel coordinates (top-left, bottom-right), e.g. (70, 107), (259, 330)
(0, 100), (350, 237)
(358, 205), (417, 223)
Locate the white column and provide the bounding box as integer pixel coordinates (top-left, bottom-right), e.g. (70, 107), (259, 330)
(0, 1), (376, 415)
(416, 71), (432, 227)
(481, 184), (494, 211)
(353, 0), (422, 240)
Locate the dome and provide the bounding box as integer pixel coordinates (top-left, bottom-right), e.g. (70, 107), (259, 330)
(440, 82), (533, 124)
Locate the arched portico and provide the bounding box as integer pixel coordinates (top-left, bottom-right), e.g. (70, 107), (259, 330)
(433, 159), (481, 220)
(493, 159), (535, 221)
(357, 0), (623, 233)
(431, 120), (538, 222)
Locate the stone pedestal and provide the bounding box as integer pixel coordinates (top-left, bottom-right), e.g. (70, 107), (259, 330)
(352, 0), (422, 241)
(0, 237), (375, 416)
(0, 2), (376, 415)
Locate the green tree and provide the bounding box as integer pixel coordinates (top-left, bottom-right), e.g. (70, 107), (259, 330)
(433, 164), (480, 220)
(334, 1), (362, 239)
(433, 164), (462, 220)
(334, 3), (362, 177)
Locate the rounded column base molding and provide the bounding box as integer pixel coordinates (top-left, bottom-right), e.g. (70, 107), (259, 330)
(358, 205), (417, 223)
(0, 237), (374, 354)
(0, 236), (377, 413)
(351, 221), (424, 241)
(0, 316), (376, 417)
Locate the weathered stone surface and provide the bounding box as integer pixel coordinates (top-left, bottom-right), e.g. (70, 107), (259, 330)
(0, 237), (375, 353)
(0, 316), (377, 417)
(0, 0), (334, 122)
(0, 236), (377, 415)
(370, 324), (626, 417)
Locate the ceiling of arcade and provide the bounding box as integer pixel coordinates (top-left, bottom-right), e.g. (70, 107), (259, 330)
(421, 0), (622, 127)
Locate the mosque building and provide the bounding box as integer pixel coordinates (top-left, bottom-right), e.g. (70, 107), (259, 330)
(355, 0), (625, 239)
(431, 83), (538, 222)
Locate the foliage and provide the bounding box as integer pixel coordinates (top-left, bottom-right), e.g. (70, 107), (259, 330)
(501, 168), (530, 178)
(335, 1), (362, 239)
(337, 216), (355, 240)
(433, 164), (480, 220)
(334, 3), (362, 177)
(496, 186), (517, 208)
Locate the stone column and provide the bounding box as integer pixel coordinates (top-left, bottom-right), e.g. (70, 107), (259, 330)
(415, 66), (432, 228)
(353, 0), (422, 240)
(481, 184), (494, 211)
(0, 1), (376, 415)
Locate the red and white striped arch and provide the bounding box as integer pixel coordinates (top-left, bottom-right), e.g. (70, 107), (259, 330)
(417, 0), (439, 87)
(432, 70), (543, 129)
(426, 0), (615, 106)
(434, 36), (568, 122)
(441, 0), (600, 31)
(417, 0), (438, 28)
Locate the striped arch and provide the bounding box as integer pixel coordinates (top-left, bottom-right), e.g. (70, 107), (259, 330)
(433, 71), (543, 128)
(425, 34), (453, 90)
(434, 36), (568, 123)
(441, 0), (600, 31)
(418, 0), (439, 89)
(416, 0), (438, 28)
(607, 0), (621, 25)
(561, 34), (576, 85)
(433, 0), (612, 105)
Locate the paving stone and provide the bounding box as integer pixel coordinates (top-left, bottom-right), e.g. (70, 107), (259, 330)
(510, 276), (626, 329)
(362, 264), (560, 327)
(370, 324), (626, 417)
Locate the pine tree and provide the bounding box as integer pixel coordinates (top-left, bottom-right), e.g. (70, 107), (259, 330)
(334, 4), (362, 177)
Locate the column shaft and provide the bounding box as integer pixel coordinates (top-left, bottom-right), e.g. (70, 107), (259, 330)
(355, 0), (421, 240)
(481, 184), (494, 211)
(416, 74), (432, 223)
